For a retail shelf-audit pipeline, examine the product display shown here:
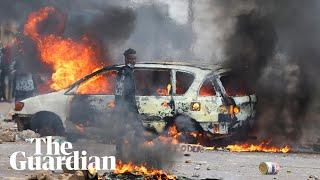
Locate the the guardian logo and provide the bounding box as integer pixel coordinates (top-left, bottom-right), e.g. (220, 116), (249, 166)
(9, 136), (116, 171)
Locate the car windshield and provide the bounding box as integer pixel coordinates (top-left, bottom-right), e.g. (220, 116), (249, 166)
(66, 65), (120, 94)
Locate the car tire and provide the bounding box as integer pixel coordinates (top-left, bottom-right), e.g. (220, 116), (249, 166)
(174, 115), (202, 132)
(228, 122), (251, 143)
(30, 111), (65, 137)
(173, 115), (202, 144)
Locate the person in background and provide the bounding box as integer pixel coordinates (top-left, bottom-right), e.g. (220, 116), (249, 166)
(0, 43), (4, 101)
(0, 44), (15, 101)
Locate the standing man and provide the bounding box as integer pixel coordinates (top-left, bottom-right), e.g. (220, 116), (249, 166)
(114, 48), (138, 114)
(114, 48), (142, 161)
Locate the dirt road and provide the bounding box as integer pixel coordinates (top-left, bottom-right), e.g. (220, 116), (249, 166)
(0, 141), (319, 179)
(0, 103), (319, 179)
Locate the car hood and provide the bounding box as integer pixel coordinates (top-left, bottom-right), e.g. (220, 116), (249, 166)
(21, 90), (67, 103)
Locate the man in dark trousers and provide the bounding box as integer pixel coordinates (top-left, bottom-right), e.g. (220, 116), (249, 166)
(114, 48), (138, 114)
(114, 48), (143, 161)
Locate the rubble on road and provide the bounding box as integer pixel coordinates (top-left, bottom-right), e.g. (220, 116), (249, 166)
(28, 171), (54, 180)
(0, 129), (16, 142)
(17, 130), (40, 141)
(69, 171), (85, 180)
(0, 128), (41, 142)
(58, 173), (73, 180)
(191, 173), (200, 178)
(308, 175), (319, 180)
(194, 165), (201, 170)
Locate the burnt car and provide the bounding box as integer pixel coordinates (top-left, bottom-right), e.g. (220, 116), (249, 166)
(11, 62), (256, 139)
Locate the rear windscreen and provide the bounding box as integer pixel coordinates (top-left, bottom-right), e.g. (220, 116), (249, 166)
(220, 75), (254, 96)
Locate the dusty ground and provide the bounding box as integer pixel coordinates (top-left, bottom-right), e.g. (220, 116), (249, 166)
(0, 103), (320, 180)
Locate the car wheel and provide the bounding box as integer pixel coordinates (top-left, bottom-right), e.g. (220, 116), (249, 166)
(172, 115), (202, 144)
(229, 122), (251, 143)
(174, 115), (202, 132)
(30, 111), (65, 137)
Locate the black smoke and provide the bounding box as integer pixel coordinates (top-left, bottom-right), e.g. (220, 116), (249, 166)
(215, 0), (320, 145)
(223, 11), (277, 85)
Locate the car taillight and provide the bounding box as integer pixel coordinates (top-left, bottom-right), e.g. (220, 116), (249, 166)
(14, 102), (24, 111)
(219, 105), (240, 114)
(191, 102), (201, 111)
(229, 105), (240, 114)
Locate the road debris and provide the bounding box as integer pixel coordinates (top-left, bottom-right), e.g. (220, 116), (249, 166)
(69, 170), (85, 180)
(0, 129), (16, 142)
(308, 175), (319, 180)
(194, 165), (201, 170)
(58, 173), (73, 180)
(191, 173), (200, 178)
(259, 162), (280, 175)
(17, 130), (40, 141)
(28, 171), (54, 180)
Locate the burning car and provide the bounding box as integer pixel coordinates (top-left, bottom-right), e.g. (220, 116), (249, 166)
(11, 62), (256, 141)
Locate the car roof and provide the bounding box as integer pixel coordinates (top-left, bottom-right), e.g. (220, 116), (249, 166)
(67, 61), (229, 91)
(133, 61), (227, 72)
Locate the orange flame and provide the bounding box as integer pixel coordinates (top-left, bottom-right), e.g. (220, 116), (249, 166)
(158, 125), (181, 145)
(24, 7), (109, 93)
(146, 124), (205, 146)
(227, 141), (290, 153)
(115, 161), (176, 180)
(156, 88), (168, 96)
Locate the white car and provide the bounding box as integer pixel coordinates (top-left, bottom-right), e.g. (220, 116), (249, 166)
(12, 62), (256, 140)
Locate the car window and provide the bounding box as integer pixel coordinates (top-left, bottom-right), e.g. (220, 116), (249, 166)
(220, 75), (254, 96)
(199, 78), (216, 96)
(134, 69), (171, 96)
(176, 71), (194, 95)
(76, 70), (117, 95)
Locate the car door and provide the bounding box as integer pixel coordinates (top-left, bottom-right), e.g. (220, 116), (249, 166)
(65, 67), (119, 131)
(172, 71), (227, 133)
(134, 68), (175, 125)
(186, 75), (221, 122)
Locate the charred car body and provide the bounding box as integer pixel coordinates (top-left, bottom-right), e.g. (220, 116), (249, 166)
(12, 62), (256, 140)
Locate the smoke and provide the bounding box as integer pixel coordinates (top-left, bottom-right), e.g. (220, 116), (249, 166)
(223, 11), (277, 84)
(2, 0), (187, 169)
(0, 0), (138, 74)
(68, 97), (178, 169)
(118, 4), (194, 61)
(1, 0), (197, 71)
(204, 0), (320, 145)
(4, 0), (320, 151)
